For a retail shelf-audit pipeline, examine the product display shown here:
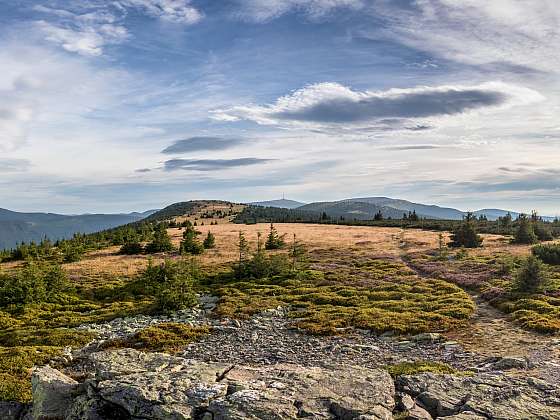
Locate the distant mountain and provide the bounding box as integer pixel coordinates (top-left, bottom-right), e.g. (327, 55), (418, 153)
(296, 197), (555, 222)
(297, 200), (417, 220)
(345, 197), (465, 220)
(0, 208), (157, 250)
(249, 199), (306, 209)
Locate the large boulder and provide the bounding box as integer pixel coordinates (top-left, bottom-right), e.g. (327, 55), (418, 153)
(31, 366), (79, 419)
(397, 372), (560, 419)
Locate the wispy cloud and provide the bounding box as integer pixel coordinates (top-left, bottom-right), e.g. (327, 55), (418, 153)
(33, 0), (202, 56)
(118, 0), (203, 24)
(372, 0), (560, 73)
(383, 145), (440, 151)
(36, 20), (128, 56)
(163, 158), (273, 171)
(215, 82), (543, 129)
(234, 0), (364, 22)
(161, 136), (246, 154)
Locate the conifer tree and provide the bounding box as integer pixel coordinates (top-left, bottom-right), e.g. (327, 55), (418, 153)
(145, 224), (174, 253)
(289, 233), (307, 271)
(450, 212), (482, 248)
(513, 214), (538, 244)
(238, 231), (249, 264)
(180, 224), (204, 255)
(203, 231), (216, 249)
(265, 223), (285, 249)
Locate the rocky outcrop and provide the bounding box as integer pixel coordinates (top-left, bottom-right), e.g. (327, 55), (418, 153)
(31, 366), (80, 420)
(25, 347), (560, 419)
(397, 372), (560, 419)
(31, 348), (395, 419)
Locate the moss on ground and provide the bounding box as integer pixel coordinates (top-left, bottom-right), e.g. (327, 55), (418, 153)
(215, 269), (475, 335)
(408, 251), (560, 334)
(104, 323), (211, 353)
(0, 346), (63, 402)
(386, 361), (458, 377)
(0, 277), (156, 403)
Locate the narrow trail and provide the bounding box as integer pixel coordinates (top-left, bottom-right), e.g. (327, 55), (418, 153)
(395, 230), (560, 378)
(446, 293), (558, 358)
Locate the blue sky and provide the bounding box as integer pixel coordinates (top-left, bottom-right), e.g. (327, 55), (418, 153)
(1, 0), (559, 214)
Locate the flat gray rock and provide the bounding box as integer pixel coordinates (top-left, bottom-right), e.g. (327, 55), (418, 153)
(397, 372), (560, 419)
(60, 349), (395, 419)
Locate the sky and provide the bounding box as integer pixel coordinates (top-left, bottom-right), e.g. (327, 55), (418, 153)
(1, 0), (559, 215)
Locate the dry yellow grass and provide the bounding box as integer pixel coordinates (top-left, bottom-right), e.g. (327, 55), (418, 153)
(2, 222), (533, 285)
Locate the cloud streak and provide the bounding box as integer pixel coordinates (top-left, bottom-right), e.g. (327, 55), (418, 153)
(163, 158), (273, 171)
(216, 82), (543, 129)
(161, 136), (245, 154)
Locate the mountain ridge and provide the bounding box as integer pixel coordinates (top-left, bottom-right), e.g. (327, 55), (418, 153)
(0, 208), (157, 250)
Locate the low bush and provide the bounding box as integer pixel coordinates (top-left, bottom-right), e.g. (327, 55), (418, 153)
(512, 215), (538, 244)
(215, 276), (474, 335)
(180, 225), (204, 255)
(513, 256), (549, 293)
(119, 241), (144, 255)
(532, 243), (560, 265)
(140, 259), (199, 312)
(0, 263), (72, 307)
(203, 231), (216, 249)
(145, 224), (174, 253)
(449, 214), (482, 248)
(234, 250), (291, 280)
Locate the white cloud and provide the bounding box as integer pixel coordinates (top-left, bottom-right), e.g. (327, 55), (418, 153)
(215, 81), (543, 129)
(236, 0), (364, 22)
(118, 0), (203, 24)
(33, 0), (202, 56)
(36, 20), (128, 56)
(373, 0), (560, 73)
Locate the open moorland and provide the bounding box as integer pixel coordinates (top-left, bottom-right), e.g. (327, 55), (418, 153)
(1, 201), (560, 419)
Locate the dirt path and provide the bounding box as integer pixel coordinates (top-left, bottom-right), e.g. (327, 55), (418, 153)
(395, 231), (560, 380)
(446, 293), (557, 357)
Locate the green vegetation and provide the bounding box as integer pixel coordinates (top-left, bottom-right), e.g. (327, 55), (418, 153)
(145, 224), (174, 253)
(0, 346), (63, 402)
(513, 214), (538, 244)
(203, 231), (216, 249)
(180, 223), (204, 255)
(449, 213), (482, 248)
(408, 250), (560, 333)
(0, 262), (72, 306)
(211, 242), (474, 335)
(532, 243), (560, 265)
(0, 259), (159, 402)
(104, 323), (210, 353)
(140, 259), (199, 312)
(513, 256), (549, 294)
(386, 361), (458, 377)
(119, 241), (144, 255)
(265, 223), (285, 250)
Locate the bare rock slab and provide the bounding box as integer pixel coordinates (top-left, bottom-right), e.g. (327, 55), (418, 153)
(65, 349), (395, 419)
(397, 372), (560, 419)
(31, 366), (79, 420)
